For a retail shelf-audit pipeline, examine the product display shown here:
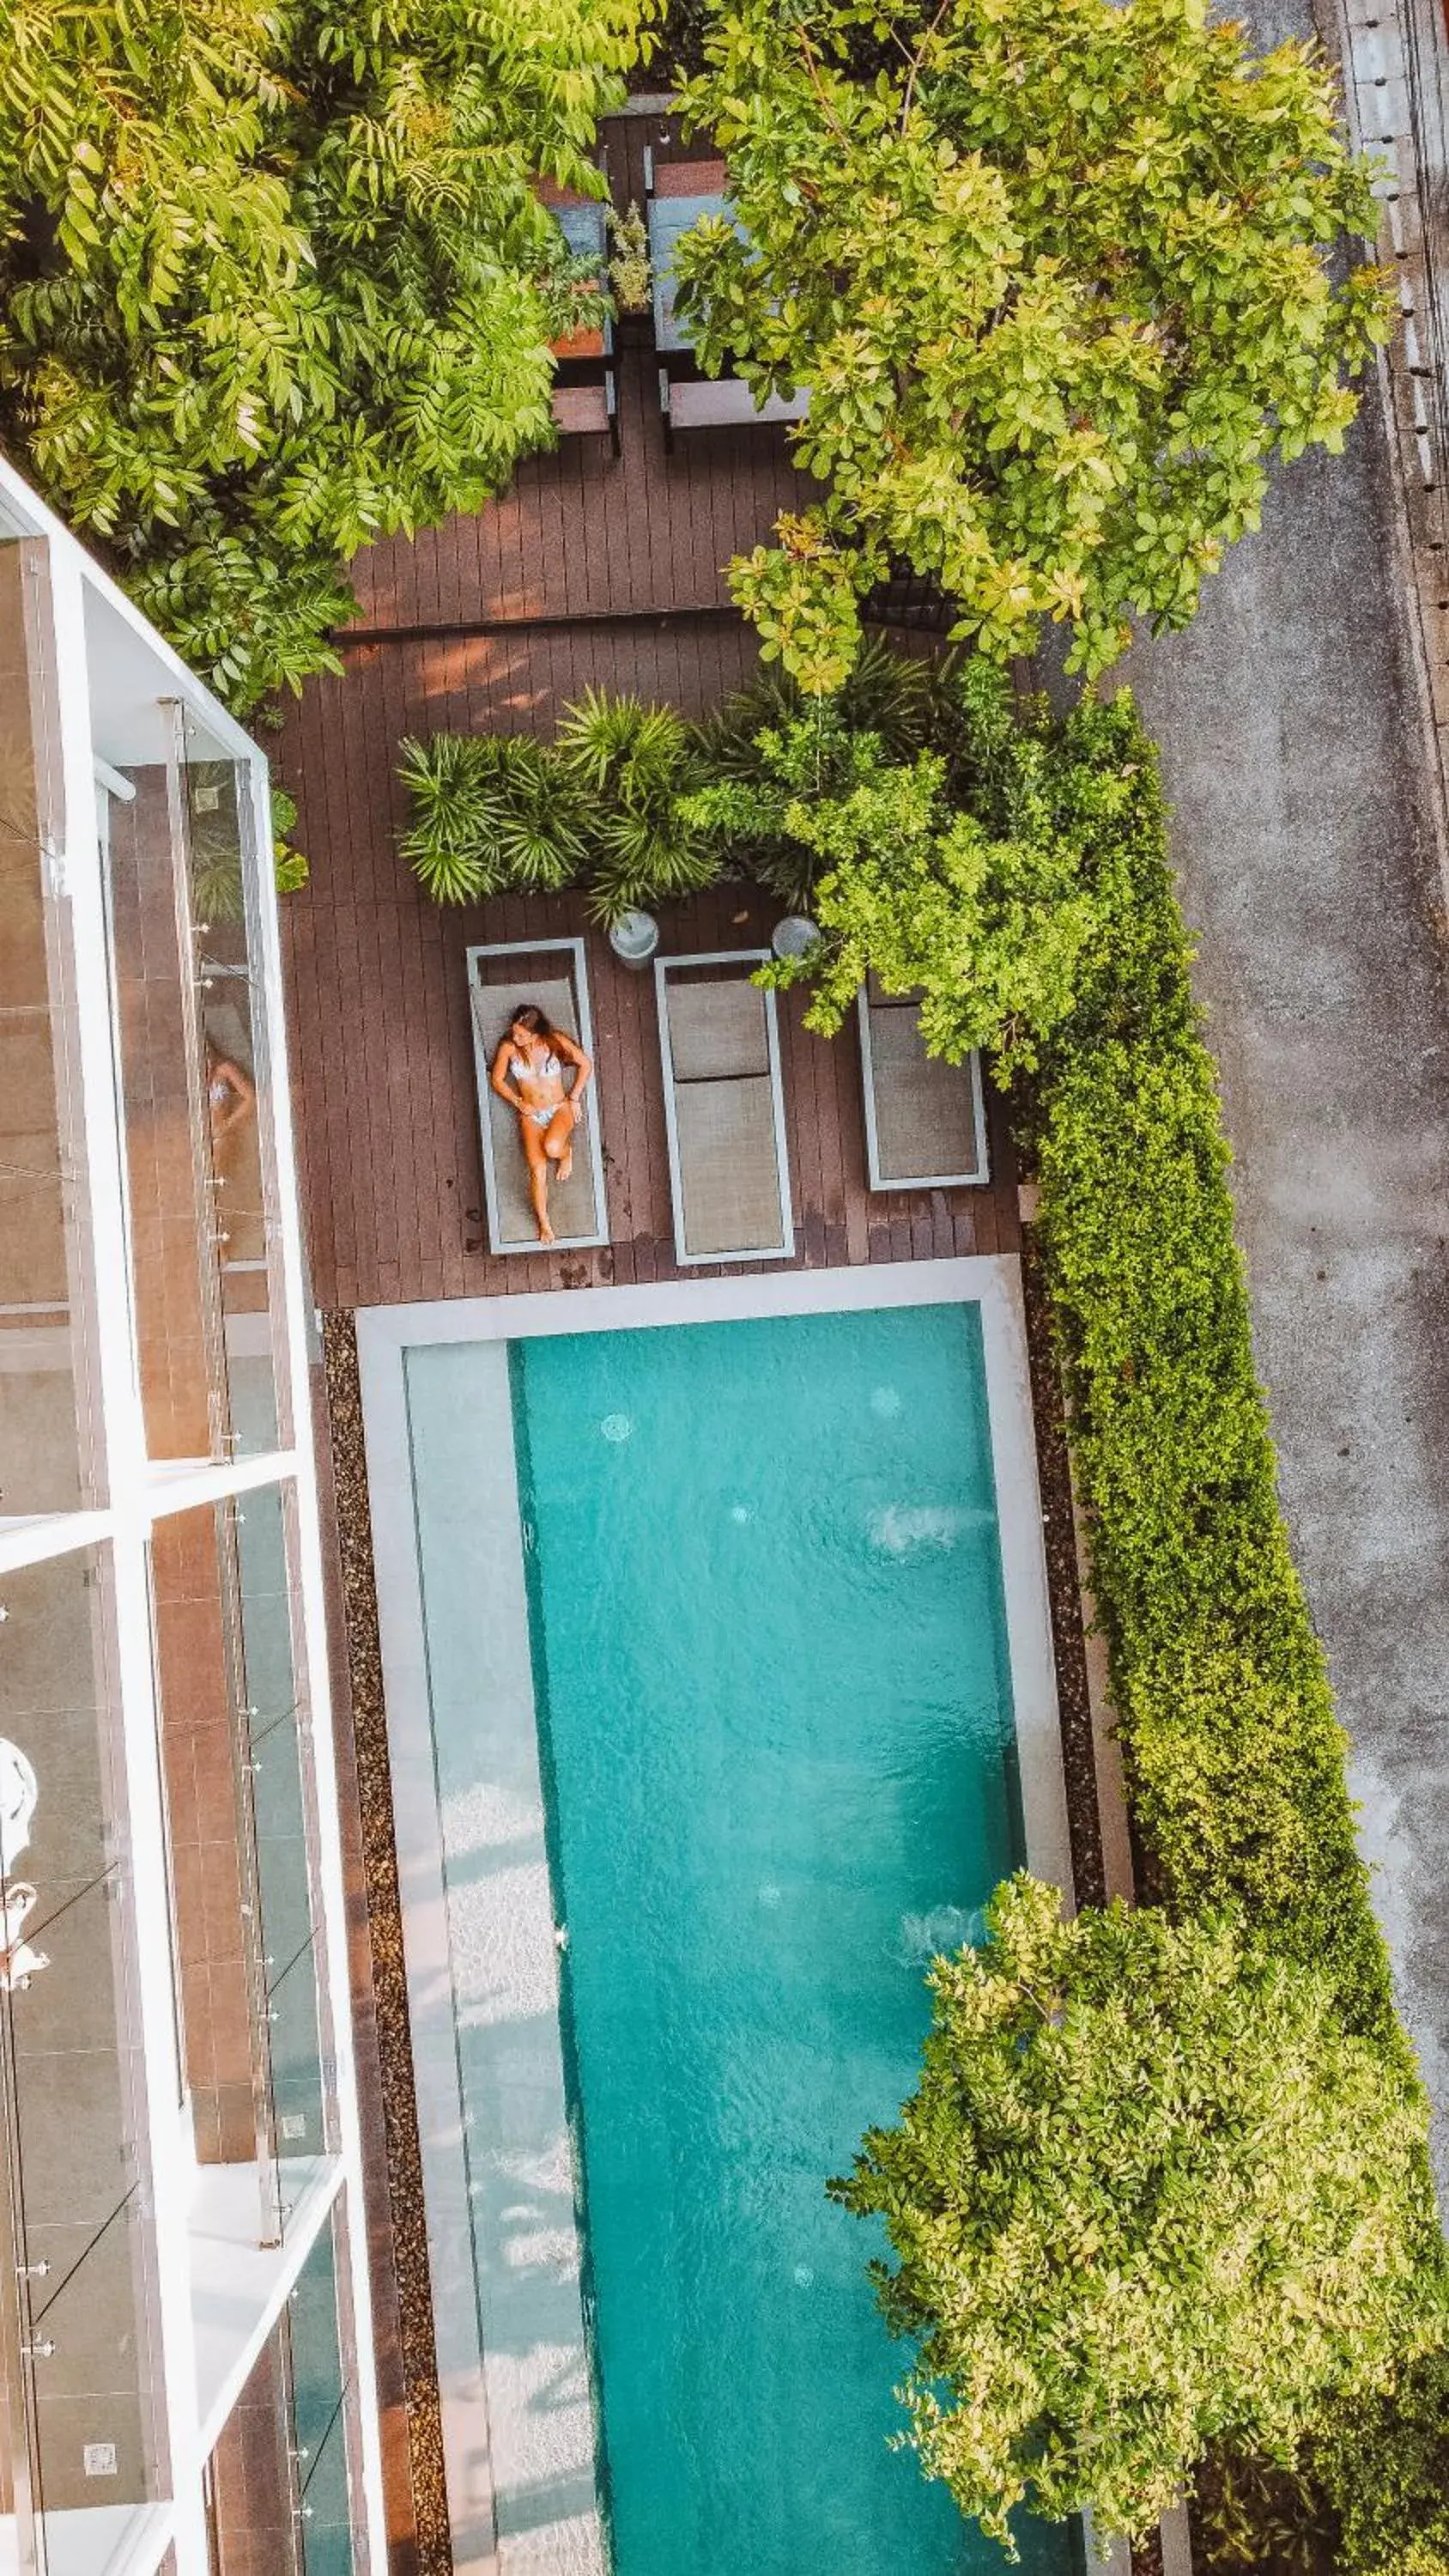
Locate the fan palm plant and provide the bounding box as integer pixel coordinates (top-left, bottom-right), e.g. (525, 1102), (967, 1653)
(399, 735), (494, 902)
(399, 733), (591, 902)
(556, 690), (721, 924)
(700, 635), (936, 777)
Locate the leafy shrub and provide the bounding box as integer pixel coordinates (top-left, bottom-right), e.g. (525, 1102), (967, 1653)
(555, 689), (718, 919)
(671, 0), (1391, 688)
(835, 1878), (1437, 2552)
(399, 733), (590, 902)
(684, 640), (941, 904)
(608, 202), (652, 314)
(400, 690), (718, 922)
(0, 0), (656, 713)
(272, 787), (309, 896)
(1019, 695), (1411, 2055)
(1314, 2353), (1449, 2576)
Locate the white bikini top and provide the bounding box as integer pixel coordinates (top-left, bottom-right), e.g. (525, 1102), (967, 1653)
(511, 1048), (561, 1084)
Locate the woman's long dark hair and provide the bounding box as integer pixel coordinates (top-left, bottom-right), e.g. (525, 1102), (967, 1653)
(508, 1001), (567, 1050)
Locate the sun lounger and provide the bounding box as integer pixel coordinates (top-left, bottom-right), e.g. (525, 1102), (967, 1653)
(659, 373), (808, 447)
(552, 374), (620, 451)
(541, 183), (620, 452)
(858, 981), (989, 1189)
(466, 938), (609, 1255)
(644, 149), (808, 442)
(655, 952), (793, 1262)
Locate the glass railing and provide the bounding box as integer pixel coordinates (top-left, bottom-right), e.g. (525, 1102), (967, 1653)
(290, 2221), (354, 2576)
(181, 709), (285, 1459)
(150, 1485), (331, 2236)
(265, 1942), (328, 2230)
(0, 536), (102, 1521)
(100, 692), (284, 1467)
(204, 2208), (361, 2576)
(0, 1546), (168, 2566)
(234, 1483), (331, 2228)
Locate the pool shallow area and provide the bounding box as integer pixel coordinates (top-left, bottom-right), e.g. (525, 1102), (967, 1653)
(366, 1266), (1074, 2576)
(512, 1304), (1066, 2576)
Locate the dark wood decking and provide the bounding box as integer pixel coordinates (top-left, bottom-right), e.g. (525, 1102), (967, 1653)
(284, 873), (1018, 1310)
(278, 109), (1020, 1309)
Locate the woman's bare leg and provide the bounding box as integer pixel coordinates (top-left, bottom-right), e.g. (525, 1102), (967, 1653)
(543, 1103), (576, 1184)
(521, 1122), (554, 1242)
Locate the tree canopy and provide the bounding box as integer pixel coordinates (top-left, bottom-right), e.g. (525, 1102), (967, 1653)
(672, 0), (1390, 690)
(833, 1876), (1439, 2550)
(0, 0), (653, 708)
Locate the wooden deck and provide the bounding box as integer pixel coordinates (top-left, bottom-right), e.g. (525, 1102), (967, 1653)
(278, 109), (1019, 1309)
(284, 874), (1018, 1309)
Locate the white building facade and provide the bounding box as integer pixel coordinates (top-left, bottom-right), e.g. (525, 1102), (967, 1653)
(0, 456), (385, 2574)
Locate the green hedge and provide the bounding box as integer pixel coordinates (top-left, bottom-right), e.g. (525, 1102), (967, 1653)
(1020, 689), (1446, 2558)
(1028, 701), (1405, 2052)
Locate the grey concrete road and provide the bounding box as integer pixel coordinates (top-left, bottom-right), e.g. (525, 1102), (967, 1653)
(1119, 377), (1449, 2194)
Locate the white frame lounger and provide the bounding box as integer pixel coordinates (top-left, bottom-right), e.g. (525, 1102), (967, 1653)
(858, 985), (991, 1191)
(466, 937), (609, 1255)
(655, 950), (794, 1264)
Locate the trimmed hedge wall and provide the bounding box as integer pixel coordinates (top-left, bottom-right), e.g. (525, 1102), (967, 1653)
(1028, 699), (1407, 2056)
(1020, 688), (1446, 2559)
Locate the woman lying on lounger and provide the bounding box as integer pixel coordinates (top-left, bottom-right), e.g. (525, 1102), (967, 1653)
(489, 1005), (593, 1244)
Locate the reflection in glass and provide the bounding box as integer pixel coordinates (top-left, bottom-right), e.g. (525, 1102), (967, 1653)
(291, 2219), (353, 2576)
(0, 537), (98, 1518)
(183, 715), (284, 1458)
(0, 1547), (167, 2561)
(101, 696), (282, 1465)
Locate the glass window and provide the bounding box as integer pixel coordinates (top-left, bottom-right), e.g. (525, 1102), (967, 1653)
(0, 538), (102, 1518)
(289, 2215), (355, 2576)
(95, 617), (285, 1464)
(182, 710), (287, 1459)
(150, 1486), (330, 2238)
(0, 1545), (168, 2557)
(205, 2207), (361, 2576)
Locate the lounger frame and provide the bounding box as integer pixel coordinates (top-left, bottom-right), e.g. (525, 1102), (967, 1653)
(466, 936), (609, 1255)
(655, 950), (794, 1266)
(857, 993), (991, 1192)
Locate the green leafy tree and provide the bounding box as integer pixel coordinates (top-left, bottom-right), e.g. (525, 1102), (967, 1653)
(834, 1876), (1440, 2553)
(672, 0), (1390, 689)
(755, 727), (1105, 1069)
(0, 0), (654, 711)
(688, 659), (1119, 1069)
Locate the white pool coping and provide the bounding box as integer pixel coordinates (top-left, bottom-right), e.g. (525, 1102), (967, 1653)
(356, 1256), (1075, 2572)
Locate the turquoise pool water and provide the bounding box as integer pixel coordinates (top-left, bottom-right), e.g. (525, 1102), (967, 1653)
(510, 1303), (1070, 2576)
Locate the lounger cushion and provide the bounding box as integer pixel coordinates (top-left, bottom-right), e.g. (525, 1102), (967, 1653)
(653, 158), (729, 197)
(673, 1075), (785, 1257)
(664, 978), (772, 1082)
(471, 974), (600, 1249)
(552, 383), (612, 434)
(865, 999), (985, 1185)
(665, 378), (809, 431)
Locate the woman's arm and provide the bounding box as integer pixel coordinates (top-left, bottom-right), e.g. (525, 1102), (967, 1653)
(555, 1030), (593, 1099)
(490, 1040), (525, 1109)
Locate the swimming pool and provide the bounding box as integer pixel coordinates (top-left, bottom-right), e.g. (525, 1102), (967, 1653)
(382, 1273), (1072, 2576)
